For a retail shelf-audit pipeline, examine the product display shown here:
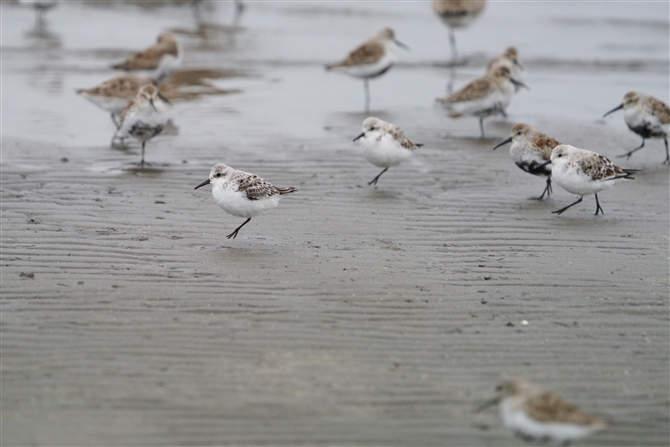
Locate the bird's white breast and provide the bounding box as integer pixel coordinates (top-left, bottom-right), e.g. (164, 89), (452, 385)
(551, 161), (618, 195)
(118, 102), (170, 138)
(510, 140), (549, 176)
(154, 46), (183, 80)
(360, 133), (412, 168)
(212, 184), (280, 218)
(338, 50), (395, 79)
(449, 83), (513, 117)
(624, 105), (669, 137)
(500, 401), (595, 444)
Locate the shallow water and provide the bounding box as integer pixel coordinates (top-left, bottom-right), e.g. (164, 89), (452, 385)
(2, 1), (669, 446)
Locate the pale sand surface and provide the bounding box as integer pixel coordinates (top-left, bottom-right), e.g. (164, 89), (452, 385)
(2, 1), (669, 446)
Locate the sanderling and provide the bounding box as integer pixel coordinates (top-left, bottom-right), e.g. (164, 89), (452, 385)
(353, 117), (423, 186)
(432, 0), (486, 61)
(478, 379), (609, 447)
(436, 65), (527, 138)
(112, 33), (182, 82)
(326, 27), (408, 113)
(77, 75), (156, 126)
(492, 123), (559, 200)
(487, 46), (526, 91)
(194, 164), (297, 239)
(603, 92), (670, 164)
(539, 144), (637, 215)
(112, 84), (172, 165)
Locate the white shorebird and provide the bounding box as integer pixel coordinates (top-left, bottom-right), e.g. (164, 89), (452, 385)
(432, 0), (486, 61)
(603, 91), (670, 164)
(112, 84), (172, 165)
(112, 33), (183, 82)
(194, 164), (297, 239)
(492, 123), (559, 200)
(537, 144), (637, 215)
(478, 379), (609, 447)
(437, 65), (528, 138)
(326, 27), (408, 113)
(353, 117), (423, 186)
(487, 46), (526, 91)
(77, 75), (156, 126)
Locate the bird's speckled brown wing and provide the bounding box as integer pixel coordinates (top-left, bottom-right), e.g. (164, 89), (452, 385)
(445, 78), (492, 103)
(534, 133), (561, 160)
(648, 96), (670, 125)
(329, 41), (385, 68)
(389, 126), (421, 149)
(113, 41), (178, 71)
(525, 391), (607, 426)
(78, 76), (152, 99)
(580, 153), (634, 181)
(234, 171), (280, 201)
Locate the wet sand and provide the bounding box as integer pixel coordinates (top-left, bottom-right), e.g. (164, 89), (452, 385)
(2, 1), (669, 446)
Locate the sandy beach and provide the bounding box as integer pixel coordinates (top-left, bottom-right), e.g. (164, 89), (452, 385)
(2, 1), (669, 445)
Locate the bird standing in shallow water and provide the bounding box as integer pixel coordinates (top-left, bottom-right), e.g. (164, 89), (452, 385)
(353, 117), (423, 186)
(603, 91), (670, 164)
(539, 144), (637, 216)
(194, 164), (297, 239)
(437, 65), (528, 138)
(478, 379), (609, 447)
(326, 27), (408, 113)
(432, 0), (486, 61)
(112, 84), (172, 165)
(492, 123), (559, 200)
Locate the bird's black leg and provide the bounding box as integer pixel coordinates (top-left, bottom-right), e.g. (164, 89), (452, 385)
(226, 218), (251, 239)
(446, 67), (455, 95)
(111, 113), (120, 129)
(532, 177), (552, 200)
(479, 117), (485, 139)
(663, 138), (669, 165)
(618, 138), (645, 160)
(140, 141), (146, 165)
(368, 167), (389, 186)
(449, 27), (458, 61)
(594, 193), (604, 215)
(552, 196), (583, 215)
(363, 79), (370, 113)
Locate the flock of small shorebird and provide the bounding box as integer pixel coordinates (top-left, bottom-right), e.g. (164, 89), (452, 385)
(22, 0), (670, 445)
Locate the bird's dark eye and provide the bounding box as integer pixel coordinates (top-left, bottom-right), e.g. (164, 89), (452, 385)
(215, 173), (222, 177)
(558, 154), (563, 157)
(516, 131), (521, 135)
